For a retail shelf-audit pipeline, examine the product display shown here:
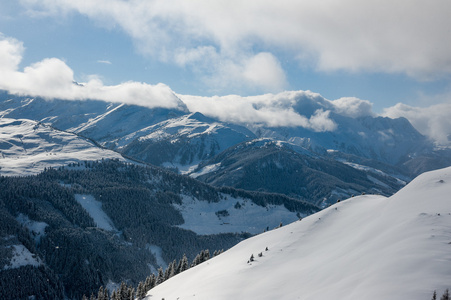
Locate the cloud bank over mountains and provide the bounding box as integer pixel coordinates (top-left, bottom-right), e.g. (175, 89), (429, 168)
(0, 34), (183, 110)
(20, 0), (451, 89)
(1, 32), (451, 146)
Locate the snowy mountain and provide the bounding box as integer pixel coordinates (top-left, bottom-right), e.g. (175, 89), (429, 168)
(0, 159), (319, 298)
(145, 166), (451, 300)
(1, 90), (449, 205)
(0, 92), (189, 149)
(192, 138), (404, 207)
(0, 118), (125, 176)
(121, 112), (255, 172)
(248, 112), (431, 166)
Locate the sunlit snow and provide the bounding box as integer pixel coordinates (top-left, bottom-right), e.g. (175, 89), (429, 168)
(173, 195), (300, 235)
(147, 167), (451, 300)
(0, 118), (125, 176)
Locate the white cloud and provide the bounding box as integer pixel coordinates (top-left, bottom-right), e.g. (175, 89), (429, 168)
(330, 97), (375, 118)
(383, 102), (451, 146)
(179, 91), (337, 131)
(242, 53), (287, 92)
(0, 33), (24, 70)
(3, 33), (451, 143)
(19, 0), (451, 83)
(173, 46), (287, 93)
(97, 60), (112, 65)
(0, 34), (184, 110)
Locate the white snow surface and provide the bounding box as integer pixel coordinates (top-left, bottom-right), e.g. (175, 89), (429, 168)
(74, 194), (117, 231)
(147, 245), (167, 269)
(15, 213), (48, 245)
(0, 118), (125, 176)
(147, 167), (451, 300)
(173, 195), (300, 235)
(3, 245), (42, 270)
(189, 163), (221, 178)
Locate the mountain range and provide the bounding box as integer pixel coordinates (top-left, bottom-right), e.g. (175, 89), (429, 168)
(2, 90), (449, 207)
(0, 89), (450, 298)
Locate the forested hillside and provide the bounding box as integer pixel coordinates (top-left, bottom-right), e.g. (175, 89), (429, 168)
(0, 159), (318, 299)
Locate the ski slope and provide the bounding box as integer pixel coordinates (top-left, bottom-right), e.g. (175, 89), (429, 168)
(145, 166), (451, 300)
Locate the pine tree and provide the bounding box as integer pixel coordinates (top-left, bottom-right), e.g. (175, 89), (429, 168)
(169, 259), (177, 278)
(180, 254), (189, 272)
(136, 282), (146, 300)
(204, 249), (210, 261)
(118, 281), (129, 300)
(441, 289), (450, 300)
(97, 286), (109, 300)
(156, 267), (165, 285)
(127, 287), (135, 300)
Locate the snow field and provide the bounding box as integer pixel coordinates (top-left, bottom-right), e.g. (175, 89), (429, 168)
(3, 245), (42, 270)
(173, 194), (300, 235)
(0, 118), (125, 176)
(74, 194), (117, 231)
(146, 167), (451, 300)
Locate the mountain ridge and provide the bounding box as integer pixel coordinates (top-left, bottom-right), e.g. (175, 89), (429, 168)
(144, 166), (451, 300)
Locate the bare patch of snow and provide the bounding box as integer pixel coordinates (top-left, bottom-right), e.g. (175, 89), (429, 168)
(74, 194), (117, 231)
(190, 163), (221, 178)
(3, 245), (42, 270)
(15, 214), (48, 245)
(173, 194), (299, 235)
(146, 245), (167, 269)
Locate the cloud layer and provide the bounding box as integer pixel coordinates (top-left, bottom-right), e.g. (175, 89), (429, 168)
(0, 34), (184, 110)
(2, 32), (451, 145)
(20, 0), (451, 90)
(179, 91), (377, 131)
(383, 103), (451, 146)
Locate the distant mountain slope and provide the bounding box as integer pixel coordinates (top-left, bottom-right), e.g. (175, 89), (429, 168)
(145, 166), (451, 300)
(249, 112), (431, 166)
(0, 91), (189, 149)
(192, 139), (404, 207)
(0, 118), (124, 176)
(1, 90), (449, 204)
(121, 112), (255, 172)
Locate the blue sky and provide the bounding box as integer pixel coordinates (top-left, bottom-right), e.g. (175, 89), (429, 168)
(1, 0), (451, 144)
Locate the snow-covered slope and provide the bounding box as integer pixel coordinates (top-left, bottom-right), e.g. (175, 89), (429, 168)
(146, 167), (451, 300)
(121, 112), (254, 171)
(0, 93), (189, 149)
(0, 91), (443, 177)
(0, 118), (125, 176)
(251, 113), (431, 166)
(192, 138), (404, 207)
